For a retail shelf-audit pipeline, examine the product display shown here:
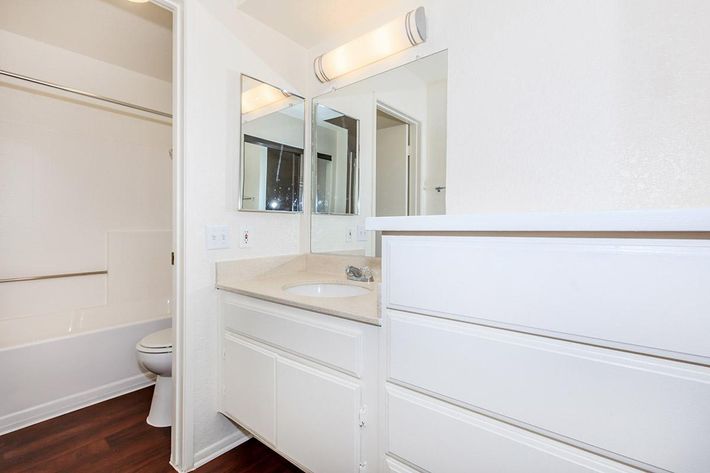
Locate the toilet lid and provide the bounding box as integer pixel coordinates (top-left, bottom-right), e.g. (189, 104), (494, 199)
(138, 328), (173, 350)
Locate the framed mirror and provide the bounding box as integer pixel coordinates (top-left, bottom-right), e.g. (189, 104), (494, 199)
(240, 75), (305, 212)
(311, 50), (448, 255)
(313, 104), (360, 215)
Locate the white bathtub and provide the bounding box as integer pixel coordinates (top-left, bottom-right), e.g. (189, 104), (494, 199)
(0, 312), (171, 435)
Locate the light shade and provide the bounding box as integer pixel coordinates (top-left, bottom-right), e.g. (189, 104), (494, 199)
(242, 83), (290, 114)
(314, 7), (427, 83)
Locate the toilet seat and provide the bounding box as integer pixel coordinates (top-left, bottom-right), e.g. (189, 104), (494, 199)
(137, 328), (173, 354)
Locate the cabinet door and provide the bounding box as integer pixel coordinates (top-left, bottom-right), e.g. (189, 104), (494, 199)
(222, 334), (276, 445)
(277, 358), (361, 473)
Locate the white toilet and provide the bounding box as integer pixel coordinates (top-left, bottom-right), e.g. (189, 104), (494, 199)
(136, 328), (173, 427)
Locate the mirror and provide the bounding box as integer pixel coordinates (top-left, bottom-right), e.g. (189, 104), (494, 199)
(240, 75), (305, 212)
(311, 50), (448, 255)
(313, 105), (359, 215)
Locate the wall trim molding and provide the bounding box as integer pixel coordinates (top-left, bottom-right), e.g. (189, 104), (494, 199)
(190, 432), (251, 471)
(0, 373), (155, 436)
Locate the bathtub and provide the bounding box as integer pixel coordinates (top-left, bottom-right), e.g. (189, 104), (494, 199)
(0, 301), (171, 435)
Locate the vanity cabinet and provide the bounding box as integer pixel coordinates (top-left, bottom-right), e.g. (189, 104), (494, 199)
(277, 358), (361, 473)
(378, 234), (710, 473)
(219, 292), (378, 473)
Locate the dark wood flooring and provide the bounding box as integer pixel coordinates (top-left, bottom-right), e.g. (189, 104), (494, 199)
(0, 387), (301, 473)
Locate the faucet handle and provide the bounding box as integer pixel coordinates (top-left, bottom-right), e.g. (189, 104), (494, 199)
(361, 266), (374, 282)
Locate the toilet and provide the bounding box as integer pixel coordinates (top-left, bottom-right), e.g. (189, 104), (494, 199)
(136, 328), (173, 427)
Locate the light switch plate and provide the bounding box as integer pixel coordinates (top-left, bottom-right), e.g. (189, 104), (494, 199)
(205, 225), (230, 250)
(356, 224), (368, 242)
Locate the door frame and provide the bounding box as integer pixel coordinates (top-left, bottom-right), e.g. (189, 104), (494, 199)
(149, 0), (188, 470)
(373, 102), (421, 256)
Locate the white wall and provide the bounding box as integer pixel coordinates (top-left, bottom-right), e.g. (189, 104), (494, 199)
(0, 29), (172, 345)
(181, 0), (308, 462)
(308, 0), (710, 213)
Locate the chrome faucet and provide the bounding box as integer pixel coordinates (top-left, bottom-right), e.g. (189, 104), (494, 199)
(345, 265), (374, 282)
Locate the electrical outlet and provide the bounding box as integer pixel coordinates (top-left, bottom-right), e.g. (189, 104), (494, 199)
(345, 228), (353, 242)
(239, 226), (251, 248)
(205, 225), (230, 250)
(356, 224), (368, 242)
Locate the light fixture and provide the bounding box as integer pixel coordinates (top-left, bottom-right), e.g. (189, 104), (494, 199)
(127, 0), (151, 3)
(241, 83), (291, 115)
(314, 7), (427, 83)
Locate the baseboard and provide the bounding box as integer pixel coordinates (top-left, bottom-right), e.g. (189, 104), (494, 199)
(191, 431), (251, 471)
(0, 373), (155, 436)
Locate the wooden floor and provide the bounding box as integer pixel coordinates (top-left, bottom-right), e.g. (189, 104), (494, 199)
(0, 387), (302, 473)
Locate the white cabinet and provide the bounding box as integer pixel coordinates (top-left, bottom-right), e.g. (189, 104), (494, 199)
(384, 236), (710, 364)
(219, 293), (378, 473)
(379, 234), (710, 473)
(386, 385), (640, 473)
(387, 311), (710, 472)
(222, 334), (276, 445)
(277, 358), (361, 473)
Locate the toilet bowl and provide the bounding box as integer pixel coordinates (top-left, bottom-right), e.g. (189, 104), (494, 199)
(136, 328), (173, 427)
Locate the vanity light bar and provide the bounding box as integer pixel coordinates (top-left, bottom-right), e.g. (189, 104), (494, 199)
(242, 83), (291, 114)
(313, 7), (427, 83)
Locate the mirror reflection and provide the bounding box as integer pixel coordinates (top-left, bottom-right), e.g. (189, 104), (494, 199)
(313, 105), (359, 215)
(311, 50), (447, 255)
(240, 75), (305, 212)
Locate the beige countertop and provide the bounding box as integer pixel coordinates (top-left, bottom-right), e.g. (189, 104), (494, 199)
(216, 254), (381, 326)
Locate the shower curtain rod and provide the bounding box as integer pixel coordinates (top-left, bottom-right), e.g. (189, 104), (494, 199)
(0, 68), (172, 119)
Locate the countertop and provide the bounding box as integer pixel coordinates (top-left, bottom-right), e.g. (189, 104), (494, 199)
(216, 254), (381, 326)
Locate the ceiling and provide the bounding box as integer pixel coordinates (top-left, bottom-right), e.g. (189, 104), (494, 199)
(236, 0), (398, 49)
(0, 0), (172, 82)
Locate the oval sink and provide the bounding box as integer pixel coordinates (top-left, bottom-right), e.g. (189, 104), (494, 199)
(284, 283), (371, 298)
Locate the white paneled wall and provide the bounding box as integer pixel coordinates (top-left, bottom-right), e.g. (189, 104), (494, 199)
(0, 29), (172, 346)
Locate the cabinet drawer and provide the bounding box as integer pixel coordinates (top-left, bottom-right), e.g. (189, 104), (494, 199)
(384, 236), (710, 361)
(386, 385), (640, 473)
(221, 334), (276, 445)
(222, 294), (363, 376)
(388, 311), (710, 473)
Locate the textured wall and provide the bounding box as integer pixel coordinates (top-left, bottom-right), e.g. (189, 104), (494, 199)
(445, 0), (710, 213)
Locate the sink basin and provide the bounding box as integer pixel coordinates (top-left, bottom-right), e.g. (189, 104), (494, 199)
(284, 283), (371, 298)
